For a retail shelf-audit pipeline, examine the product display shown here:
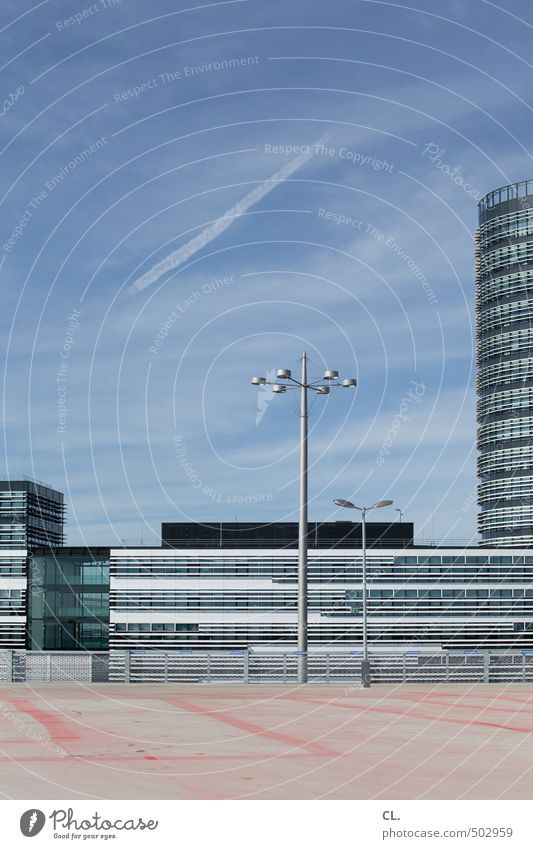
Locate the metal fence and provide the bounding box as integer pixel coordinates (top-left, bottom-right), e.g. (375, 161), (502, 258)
(2, 650), (533, 683)
(0, 651), (108, 683)
(109, 650), (533, 684)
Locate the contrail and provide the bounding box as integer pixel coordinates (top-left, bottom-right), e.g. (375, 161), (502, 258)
(128, 138), (325, 295)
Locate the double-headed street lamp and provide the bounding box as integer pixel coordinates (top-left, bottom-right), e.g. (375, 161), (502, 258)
(333, 498), (393, 687)
(252, 352), (356, 684)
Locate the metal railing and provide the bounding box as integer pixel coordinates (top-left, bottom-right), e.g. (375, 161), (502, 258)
(0, 651), (108, 683)
(2, 650), (533, 684)
(109, 650), (533, 684)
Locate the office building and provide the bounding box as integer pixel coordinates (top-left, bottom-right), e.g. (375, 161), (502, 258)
(7, 542), (533, 653)
(0, 478), (65, 548)
(476, 181), (533, 546)
(0, 523), (531, 653)
(109, 537), (533, 653)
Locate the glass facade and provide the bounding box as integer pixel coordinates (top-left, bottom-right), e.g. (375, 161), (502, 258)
(28, 548), (109, 650)
(476, 182), (533, 545)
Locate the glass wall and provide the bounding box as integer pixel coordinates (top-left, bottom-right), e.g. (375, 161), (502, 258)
(28, 548), (109, 650)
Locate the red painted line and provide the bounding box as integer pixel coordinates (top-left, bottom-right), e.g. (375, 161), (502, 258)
(401, 691), (533, 703)
(389, 694), (533, 715)
(280, 695), (533, 734)
(0, 752), (325, 763)
(471, 693), (533, 707)
(164, 697), (339, 757)
(0, 738), (51, 745)
(6, 699), (80, 742)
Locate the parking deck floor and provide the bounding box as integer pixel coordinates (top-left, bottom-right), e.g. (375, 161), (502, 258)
(1, 683), (532, 799)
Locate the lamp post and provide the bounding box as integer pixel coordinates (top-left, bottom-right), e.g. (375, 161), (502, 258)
(333, 497), (393, 687)
(252, 352), (356, 684)
(395, 508), (404, 523)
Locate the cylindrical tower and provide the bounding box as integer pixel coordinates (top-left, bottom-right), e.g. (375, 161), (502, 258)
(477, 180), (533, 546)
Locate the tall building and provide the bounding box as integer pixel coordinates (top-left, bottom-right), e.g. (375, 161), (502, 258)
(0, 479), (65, 548)
(476, 181), (533, 546)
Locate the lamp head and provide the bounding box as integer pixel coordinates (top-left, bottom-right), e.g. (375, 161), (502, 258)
(334, 498), (356, 509)
(372, 499), (393, 509)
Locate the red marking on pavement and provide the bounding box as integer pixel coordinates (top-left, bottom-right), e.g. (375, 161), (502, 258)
(281, 695), (533, 734)
(0, 738), (50, 744)
(6, 699), (80, 742)
(402, 691), (533, 704)
(389, 694), (533, 715)
(470, 694), (533, 707)
(0, 752), (326, 763)
(165, 697), (339, 757)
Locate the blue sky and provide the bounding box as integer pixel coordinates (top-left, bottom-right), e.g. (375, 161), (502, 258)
(1, 0), (532, 545)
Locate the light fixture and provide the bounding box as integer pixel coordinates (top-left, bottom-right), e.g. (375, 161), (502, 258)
(251, 353), (357, 684)
(333, 496), (393, 688)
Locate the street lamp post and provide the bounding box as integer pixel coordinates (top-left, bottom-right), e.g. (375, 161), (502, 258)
(395, 508), (404, 523)
(252, 352), (356, 684)
(333, 497), (393, 687)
